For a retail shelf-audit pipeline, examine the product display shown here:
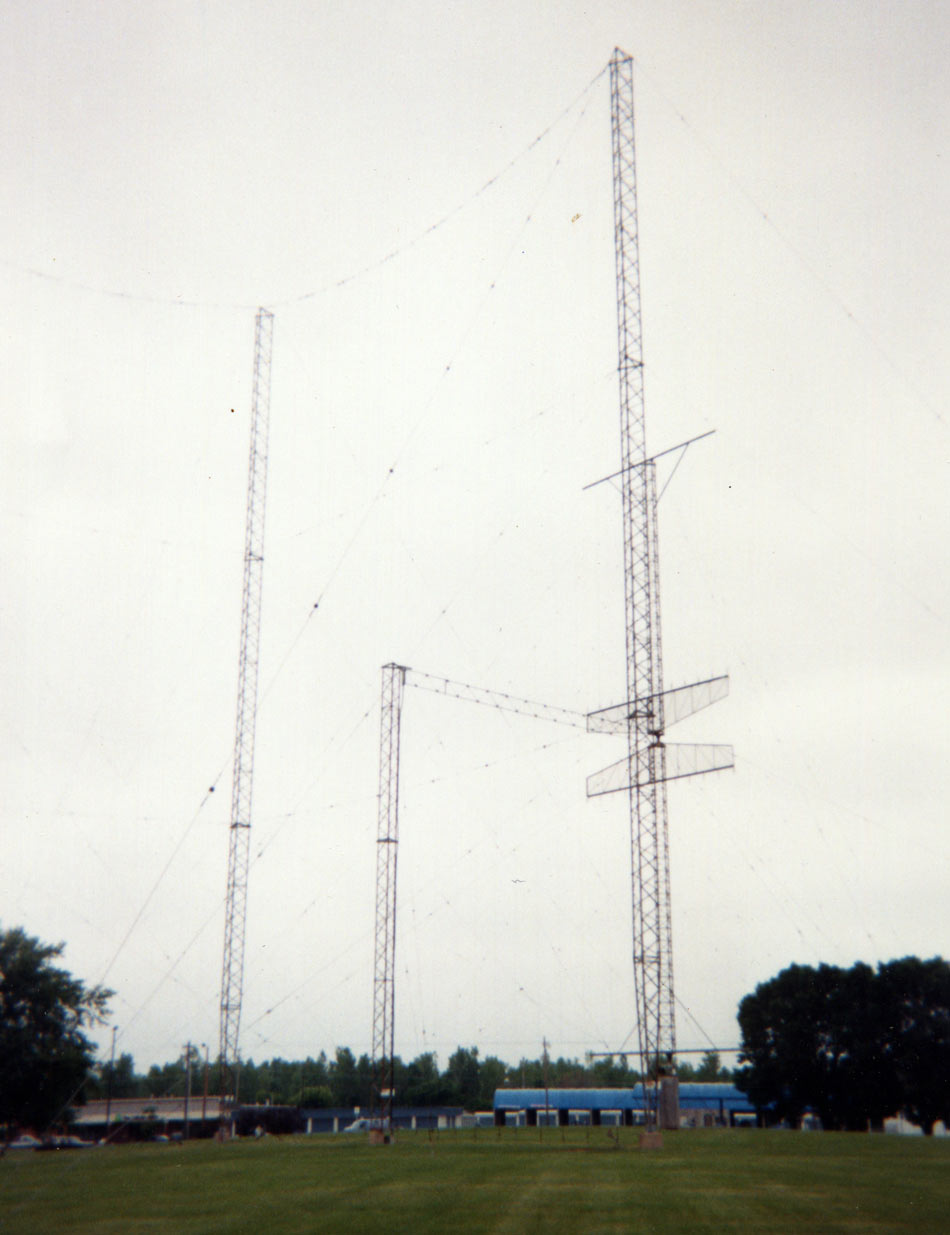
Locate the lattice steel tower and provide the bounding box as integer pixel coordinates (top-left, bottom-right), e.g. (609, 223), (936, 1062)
(219, 307), (275, 1118)
(586, 49), (732, 1129)
(612, 45), (675, 1093)
(371, 663), (406, 1132)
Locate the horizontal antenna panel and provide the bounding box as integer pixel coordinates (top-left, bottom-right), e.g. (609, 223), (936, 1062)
(587, 675), (729, 735)
(586, 742), (734, 797)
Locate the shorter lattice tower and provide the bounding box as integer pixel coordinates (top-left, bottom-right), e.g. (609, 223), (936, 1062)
(371, 664), (406, 1134)
(219, 307), (275, 1124)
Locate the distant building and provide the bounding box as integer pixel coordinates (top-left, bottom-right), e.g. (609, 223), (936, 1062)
(71, 1097), (466, 1141)
(299, 1105), (464, 1134)
(72, 1096), (223, 1142)
(493, 1084), (757, 1128)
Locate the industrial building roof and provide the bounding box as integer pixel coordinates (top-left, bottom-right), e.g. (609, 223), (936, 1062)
(494, 1084), (752, 1113)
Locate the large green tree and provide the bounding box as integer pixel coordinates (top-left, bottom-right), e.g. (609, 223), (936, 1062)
(477, 1055), (509, 1109)
(878, 957), (950, 1135)
(0, 926), (111, 1133)
(445, 1046), (481, 1109)
(678, 1051), (733, 1083)
(89, 1051), (143, 1100)
(328, 1047), (359, 1107)
(402, 1051), (447, 1106)
(737, 958), (950, 1132)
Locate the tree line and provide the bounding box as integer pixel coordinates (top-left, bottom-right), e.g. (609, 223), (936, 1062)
(3, 923), (948, 1136)
(87, 1043), (732, 1114)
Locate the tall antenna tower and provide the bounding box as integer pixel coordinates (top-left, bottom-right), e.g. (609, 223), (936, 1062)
(611, 44), (675, 1113)
(219, 307), (275, 1121)
(586, 49), (731, 1132)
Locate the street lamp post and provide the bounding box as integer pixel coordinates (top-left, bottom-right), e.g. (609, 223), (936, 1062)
(201, 1043), (209, 1124)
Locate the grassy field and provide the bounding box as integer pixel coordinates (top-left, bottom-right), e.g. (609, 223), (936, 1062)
(1, 1127), (948, 1233)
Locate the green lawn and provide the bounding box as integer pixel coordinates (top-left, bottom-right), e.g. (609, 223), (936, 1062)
(1, 1128), (947, 1233)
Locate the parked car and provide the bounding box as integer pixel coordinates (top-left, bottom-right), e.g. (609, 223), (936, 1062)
(6, 1134), (42, 1151)
(341, 1117), (388, 1134)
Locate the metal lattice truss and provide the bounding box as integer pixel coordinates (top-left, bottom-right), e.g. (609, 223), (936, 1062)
(219, 308), (274, 1117)
(371, 664), (406, 1129)
(589, 49), (731, 1129)
(404, 667), (588, 729)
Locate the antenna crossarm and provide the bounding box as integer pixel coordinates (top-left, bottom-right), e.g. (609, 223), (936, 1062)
(583, 429), (716, 492)
(403, 667), (588, 730)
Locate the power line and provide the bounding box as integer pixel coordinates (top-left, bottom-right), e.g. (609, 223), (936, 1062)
(0, 65), (606, 316)
(283, 65), (607, 308)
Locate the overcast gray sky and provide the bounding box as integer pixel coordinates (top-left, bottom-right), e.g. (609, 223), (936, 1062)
(2, 0), (947, 1074)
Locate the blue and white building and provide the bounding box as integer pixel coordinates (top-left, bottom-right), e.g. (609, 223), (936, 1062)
(493, 1084), (756, 1128)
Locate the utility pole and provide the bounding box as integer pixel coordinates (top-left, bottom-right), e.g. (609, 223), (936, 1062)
(201, 1042), (209, 1124)
(104, 1025), (117, 1137)
(542, 1037), (550, 1140)
(219, 307), (275, 1134)
(183, 1042), (192, 1142)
